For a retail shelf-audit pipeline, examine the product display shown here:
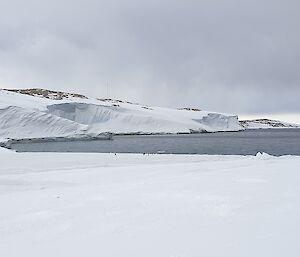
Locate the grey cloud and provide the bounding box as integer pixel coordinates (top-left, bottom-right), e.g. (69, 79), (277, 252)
(0, 0), (299, 115)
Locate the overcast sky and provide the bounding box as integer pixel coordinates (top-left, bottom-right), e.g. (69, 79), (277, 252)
(0, 0), (299, 122)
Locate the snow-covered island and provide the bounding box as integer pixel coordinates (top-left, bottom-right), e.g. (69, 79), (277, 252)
(0, 88), (243, 142)
(1, 88), (299, 144)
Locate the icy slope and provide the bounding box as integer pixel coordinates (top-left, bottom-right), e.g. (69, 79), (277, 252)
(0, 88), (243, 140)
(240, 119), (300, 129)
(0, 106), (88, 139)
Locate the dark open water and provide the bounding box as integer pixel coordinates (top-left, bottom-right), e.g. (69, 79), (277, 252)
(10, 129), (300, 156)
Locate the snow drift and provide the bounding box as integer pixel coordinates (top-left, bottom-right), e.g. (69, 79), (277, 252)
(0, 88), (243, 140)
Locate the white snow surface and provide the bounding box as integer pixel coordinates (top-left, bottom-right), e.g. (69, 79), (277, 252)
(0, 150), (299, 257)
(0, 89), (242, 140)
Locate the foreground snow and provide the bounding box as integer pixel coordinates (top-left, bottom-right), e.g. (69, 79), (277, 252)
(0, 89), (242, 140)
(0, 150), (299, 257)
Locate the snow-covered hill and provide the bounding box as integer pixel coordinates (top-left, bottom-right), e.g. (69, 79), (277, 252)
(0, 88), (242, 140)
(240, 119), (300, 129)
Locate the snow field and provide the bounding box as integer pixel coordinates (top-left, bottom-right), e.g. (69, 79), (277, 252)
(0, 151), (299, 257)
